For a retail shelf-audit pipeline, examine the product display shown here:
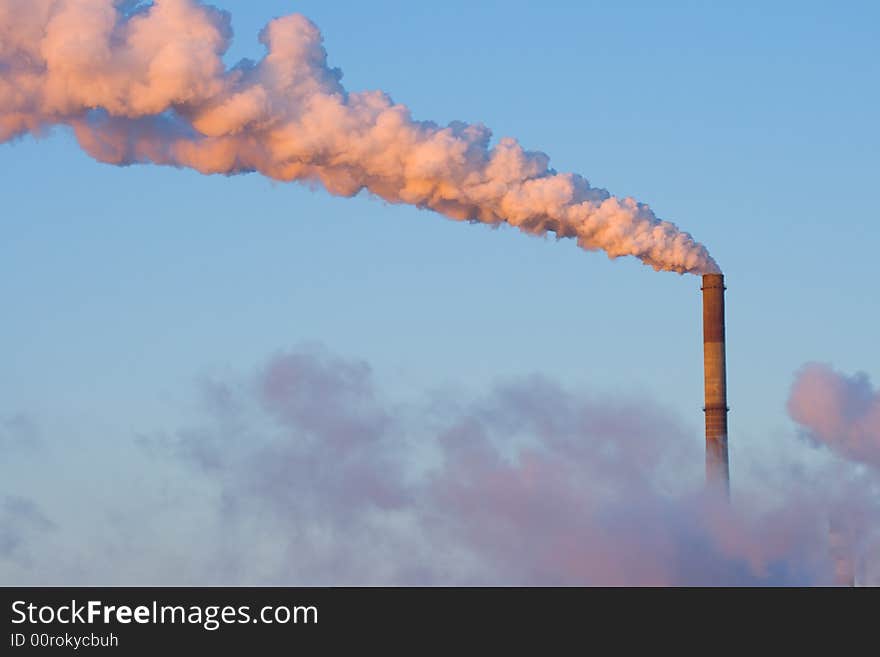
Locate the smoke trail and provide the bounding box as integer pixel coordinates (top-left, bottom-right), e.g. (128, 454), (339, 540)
(0, 0), (719, 274)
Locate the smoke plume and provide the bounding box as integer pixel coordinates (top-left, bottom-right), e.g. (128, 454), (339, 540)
(0, 0), (718, 274)
(789, 363), (880, 469)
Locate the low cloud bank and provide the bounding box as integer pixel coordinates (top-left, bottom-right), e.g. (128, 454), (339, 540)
(136, 348), (879, 585)
(3, 349), (878, 585)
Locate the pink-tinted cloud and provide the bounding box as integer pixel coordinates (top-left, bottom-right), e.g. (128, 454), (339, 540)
(133, 347), (878, 585)
(5, 348), (878, 585)
(0, 1), (717, 274)
(788, 362), (880, 468)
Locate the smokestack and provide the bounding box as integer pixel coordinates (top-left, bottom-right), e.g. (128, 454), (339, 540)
(702, 273), (729, 494)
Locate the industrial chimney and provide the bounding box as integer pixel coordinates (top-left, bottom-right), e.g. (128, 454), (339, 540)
(702, 273), (729, 494)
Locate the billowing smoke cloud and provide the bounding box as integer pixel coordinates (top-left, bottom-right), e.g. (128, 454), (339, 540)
(140, 349), (880, 584)
(788, 363), (880, 469)
(0, 346), (859, 586)
(0, 0), (718, 274)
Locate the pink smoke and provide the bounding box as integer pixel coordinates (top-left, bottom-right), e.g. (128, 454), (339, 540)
(0, 0), (719, 274)
(5, 348), (880, 585)
(788, 362), (880, 469)
(126, 347), (877, 585)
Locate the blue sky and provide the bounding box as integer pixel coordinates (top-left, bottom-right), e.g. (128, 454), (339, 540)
(1, 1), (878, 582)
